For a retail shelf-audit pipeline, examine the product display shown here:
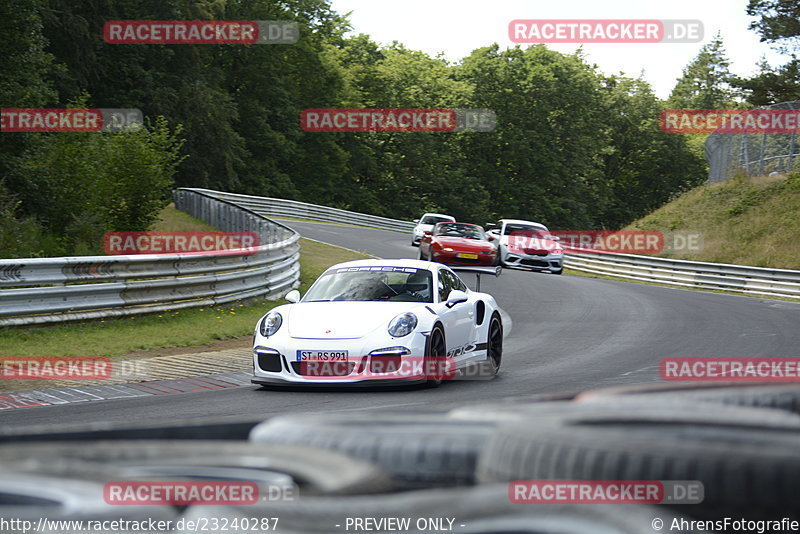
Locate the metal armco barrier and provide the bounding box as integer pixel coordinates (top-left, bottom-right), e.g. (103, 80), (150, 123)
(563, 252), (800, 300)
(183, 188), (417, 232)
(0, 189), (299, 326)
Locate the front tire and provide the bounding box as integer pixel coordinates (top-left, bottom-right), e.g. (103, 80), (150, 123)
(424, 325), (446, 388)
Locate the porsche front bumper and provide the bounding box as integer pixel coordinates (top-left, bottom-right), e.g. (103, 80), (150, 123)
(251, 332), (432, 385)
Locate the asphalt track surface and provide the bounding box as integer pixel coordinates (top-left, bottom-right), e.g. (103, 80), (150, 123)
(2, 220), (800, 431)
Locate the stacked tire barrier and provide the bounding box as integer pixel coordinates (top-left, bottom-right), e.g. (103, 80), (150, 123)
(6, 383), (800, 531)
(0, 189), (299, 326)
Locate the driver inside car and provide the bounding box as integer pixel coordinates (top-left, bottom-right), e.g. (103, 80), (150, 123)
(392, 271), (431, 302)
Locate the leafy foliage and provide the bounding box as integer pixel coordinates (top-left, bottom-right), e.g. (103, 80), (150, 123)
(2, 0), (714, 259)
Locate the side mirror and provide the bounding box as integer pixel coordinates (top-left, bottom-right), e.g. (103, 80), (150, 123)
(446, 289), (468, 308)
(285, 289), (301, 303)
(551, 236), (561, 242)
(423, 230), (432, 235)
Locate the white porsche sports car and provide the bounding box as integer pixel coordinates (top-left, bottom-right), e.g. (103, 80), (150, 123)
(251, 259), (503, 387)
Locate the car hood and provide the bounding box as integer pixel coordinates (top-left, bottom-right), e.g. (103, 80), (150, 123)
(286, 301), (428, 339)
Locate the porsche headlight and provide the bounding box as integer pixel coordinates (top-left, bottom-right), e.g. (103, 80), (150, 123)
(442, 247), (454, 252)
(388, 312), (417, 337)
(259, 311), (283, 337)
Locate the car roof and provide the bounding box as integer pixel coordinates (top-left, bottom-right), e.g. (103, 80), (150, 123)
(420, 213), (455, 219)
(498, 218), (547, 228)
(326, 258), (441, 273)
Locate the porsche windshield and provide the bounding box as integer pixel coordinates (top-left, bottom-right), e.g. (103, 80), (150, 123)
(303, 267), (434, 303)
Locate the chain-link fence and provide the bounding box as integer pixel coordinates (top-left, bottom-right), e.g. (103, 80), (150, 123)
(706, 100), (800, 183)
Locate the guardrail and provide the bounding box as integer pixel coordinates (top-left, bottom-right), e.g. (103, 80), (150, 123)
(183, 188), (416, 233)
(563, 251), (800, 300)
(0, 189), (300, 326)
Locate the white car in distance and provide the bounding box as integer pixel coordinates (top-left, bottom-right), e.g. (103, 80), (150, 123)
(411, 213), (455, 246)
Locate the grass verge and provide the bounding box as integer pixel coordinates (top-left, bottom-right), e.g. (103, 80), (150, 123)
(626, 172), (800, 269)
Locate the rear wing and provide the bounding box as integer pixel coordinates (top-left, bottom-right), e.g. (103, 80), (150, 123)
(450, 266), (501, 292)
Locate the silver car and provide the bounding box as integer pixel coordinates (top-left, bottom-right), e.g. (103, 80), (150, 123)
(488, 219), (564, 274)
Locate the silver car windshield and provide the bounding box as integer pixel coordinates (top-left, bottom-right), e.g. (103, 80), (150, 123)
(503, 223), (547, 235)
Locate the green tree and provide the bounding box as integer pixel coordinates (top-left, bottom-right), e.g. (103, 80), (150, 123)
(15, 116), (185, 255)
(747, 0), (800, 52)
(668, 33), (738, 108)
(737, 1), (800, 104)
(599, 76), (706, 227)
(737, 57), (800, 105)
(456, 45), (607, 228)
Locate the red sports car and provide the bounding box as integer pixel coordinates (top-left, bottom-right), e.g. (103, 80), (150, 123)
(418, 222), (499, 266)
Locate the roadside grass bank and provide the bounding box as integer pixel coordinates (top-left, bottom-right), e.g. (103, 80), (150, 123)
(625, 172), (800, 269)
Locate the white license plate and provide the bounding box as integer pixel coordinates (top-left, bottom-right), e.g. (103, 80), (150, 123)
(296, 350), (349, 362)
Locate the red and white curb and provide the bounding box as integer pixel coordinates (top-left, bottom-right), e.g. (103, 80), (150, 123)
(0, 371), (253, 411)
